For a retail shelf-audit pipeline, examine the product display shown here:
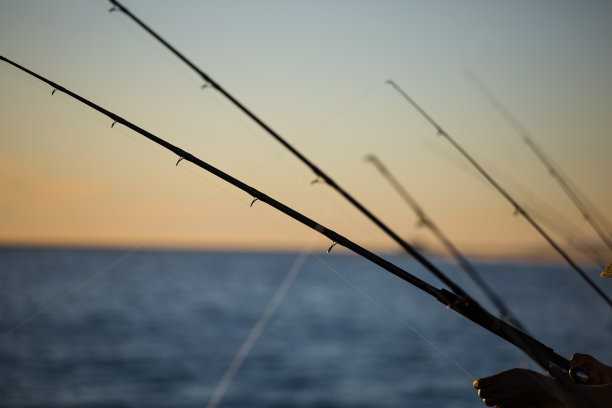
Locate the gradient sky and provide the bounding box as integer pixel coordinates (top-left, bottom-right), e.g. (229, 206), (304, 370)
(1, 0), (611, 260)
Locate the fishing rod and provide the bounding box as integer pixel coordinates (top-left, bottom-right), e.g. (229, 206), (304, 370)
(364, 154), (526, 331)
(522, 203), (608, 269)
(465, 71), (612, 251)
(105, 0), (484, 309)
(386, 79), (612, 308)
(524, 207), (607, 269)
(0, 54), (580, 381)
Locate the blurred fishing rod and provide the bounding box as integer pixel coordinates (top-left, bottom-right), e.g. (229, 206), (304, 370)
(386, 79), (612, 308)
(520, 203), (607, 269)
(1, 54), (584, 382)
(465, 70), (612, 251)
(105, 0), (487, 309)
(421, 140), (607, 268)
(423, 139), (607, 268)
(364, 154), (525, 330)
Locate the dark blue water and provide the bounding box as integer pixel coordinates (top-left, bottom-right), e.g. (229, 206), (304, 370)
(1, 247), (610, 407)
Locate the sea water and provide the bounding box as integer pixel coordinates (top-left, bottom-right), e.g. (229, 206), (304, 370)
(1, 247), (611, 408)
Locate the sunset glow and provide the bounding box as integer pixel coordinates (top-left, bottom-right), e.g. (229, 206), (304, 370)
(1, 1), (611, 262)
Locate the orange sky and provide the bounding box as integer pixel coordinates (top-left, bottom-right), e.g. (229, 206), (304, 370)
(1, 1), (611, 262)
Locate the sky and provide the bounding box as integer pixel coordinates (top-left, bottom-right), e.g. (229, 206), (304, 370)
(1, 0), (611, 261)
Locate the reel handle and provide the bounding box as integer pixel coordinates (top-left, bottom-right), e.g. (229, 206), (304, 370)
(568, 366), (590, 384)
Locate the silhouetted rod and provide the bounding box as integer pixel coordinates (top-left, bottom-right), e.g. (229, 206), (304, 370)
(386, 79), (612, 308)
(107, 0), (488, 308)
(465, 71), (612, 251)
(0, 54), (574, 376)
(365, 154), (526, 330)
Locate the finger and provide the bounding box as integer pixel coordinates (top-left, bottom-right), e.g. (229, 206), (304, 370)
(478, 388), (493, 399)
(482, 398), (498, 407)
(570, 353), (591, 366)
(474, 375), (499, 389)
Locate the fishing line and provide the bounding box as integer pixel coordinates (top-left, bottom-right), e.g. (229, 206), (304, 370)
(296, 82), (387, 143)
(479, 168), (609, 267)
(1, 61), (49, 94)
(386, 79), (612, 308)
(95, 0), (201, 89)
(465, 70), (612, 250)
(229, 81), (390, 188)
(2, 58), (238, 208)
(0, 185), (236, 341)
(0, 247), (138, 340)
(222, 83), (399, 245)
(312, 252), (475, 380)
(205, 250), (309, 408)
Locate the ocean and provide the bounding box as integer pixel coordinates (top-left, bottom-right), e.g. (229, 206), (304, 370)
(1, 247), (610, 408)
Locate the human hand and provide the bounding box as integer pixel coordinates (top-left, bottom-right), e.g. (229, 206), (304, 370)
(570, 353), (612, 385)
(473, 368), (561, 408)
